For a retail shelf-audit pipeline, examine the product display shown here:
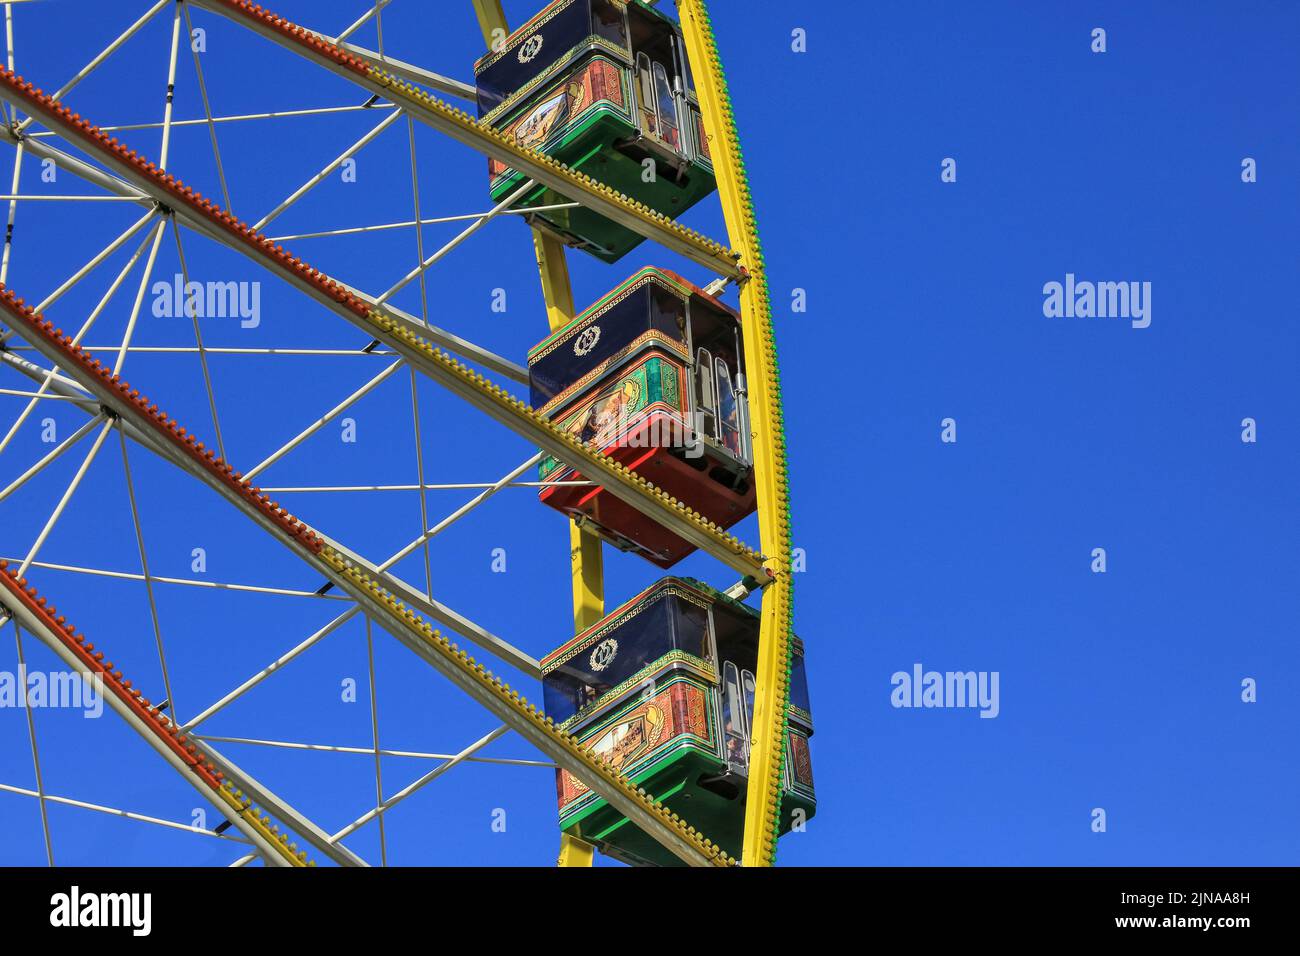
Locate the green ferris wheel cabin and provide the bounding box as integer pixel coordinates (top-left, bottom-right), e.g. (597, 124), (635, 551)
(473, 0), (718, 263)
(541, 577), (816, 866)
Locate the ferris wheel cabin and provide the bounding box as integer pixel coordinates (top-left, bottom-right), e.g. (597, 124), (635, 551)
(473, 0), (717, 263)
(528, 267), (755, 568)
(541, 577), (815, 866)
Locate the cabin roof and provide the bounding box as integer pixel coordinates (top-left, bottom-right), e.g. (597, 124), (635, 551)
(539, 575), (775, 673)
(473, 1), (681, 72)
(526, 266), (738, 363)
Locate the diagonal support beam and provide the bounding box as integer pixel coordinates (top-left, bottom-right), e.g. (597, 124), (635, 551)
(329, 41), (476, 103)
(322, 532), (540, 678)
(192, 737), (369, 866)
(0, 582), (294, 866)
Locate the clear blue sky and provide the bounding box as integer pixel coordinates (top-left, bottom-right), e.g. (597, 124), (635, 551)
(0, 0), (1296, 866)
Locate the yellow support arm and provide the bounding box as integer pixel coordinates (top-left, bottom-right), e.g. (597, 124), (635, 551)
(472, 0), (600, 868)
(470, 0), (507, 49)
(678, 0), (795, 867)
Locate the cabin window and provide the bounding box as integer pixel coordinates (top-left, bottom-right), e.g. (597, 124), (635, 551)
(722, 661), (748, 765)
(695, 347), (716, 439)
(670, 597), (712, 661)
(649, 285), (686, 339)
(636, 52), (657, 137)
(590, 0), (627, 46)
(678, 36), (695, 94)
(651, 60), (680, 149)
(789, 651), (812, 715)
(715, 357), (741, 456)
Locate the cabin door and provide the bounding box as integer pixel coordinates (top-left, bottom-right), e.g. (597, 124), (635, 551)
(635, 52), (682, 154)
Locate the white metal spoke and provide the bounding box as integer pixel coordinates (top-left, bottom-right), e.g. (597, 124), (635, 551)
(377, 178), (534, 305)
(10, 621), (54, 866)
(118, 427), (179, 723)
(0, 194), (137, 202)
(0, 216), (162, 456)
(14, 0), (171, 136)
(408, 368), (433, 598)
(338, 286), (528, 383)
(251, 108), (403, 232)
(1, 8), (22, 288)
(111, 218), (167, 376)
(402, 454), (545, 558)
(181, 607), (361, 731)
(35, 208), (159, 313)
(0, 412), (107, 503)
(405, 116), (433, 596)
(181, 454), (545, 734)
(181, 0), (233, 212)
(194, 733), (553, 768)
(260, 479), (593, 493)
(334, 0), (393, 46)
(7, 555), (354, 601)
(14, 346), (396, 357)
(0, 781), (253, 844)
(25, 103), (398, 138)
(18, 417), (113, 578)
(325, 39), (475, 102)
(267, 201), (580, 243)
(170, 217), (227, 461)
(160, 0), (183, 170)
(373, 2), (386, 59)
(327, 725), (509, 844)
(364, 618), (387, 866)
(0, 144), (19, 282)
(243, 359), (404, 481)
(0, 388), (85, 401)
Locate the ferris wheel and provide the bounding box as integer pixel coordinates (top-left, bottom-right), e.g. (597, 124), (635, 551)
(0, 0), (809, 867)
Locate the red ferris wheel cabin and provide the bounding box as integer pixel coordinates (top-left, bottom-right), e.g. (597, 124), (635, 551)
(527, 267), (756, 567)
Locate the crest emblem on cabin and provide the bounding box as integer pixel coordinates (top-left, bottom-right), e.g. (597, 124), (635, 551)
(573, 325), (601, 356)
(589, 638), (618, 672)
(518, 34), (544, 63)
